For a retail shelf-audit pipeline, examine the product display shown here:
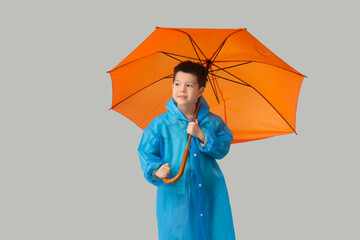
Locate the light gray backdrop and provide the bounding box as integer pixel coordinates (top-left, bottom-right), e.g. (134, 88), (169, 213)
(1, 0), (359, 239)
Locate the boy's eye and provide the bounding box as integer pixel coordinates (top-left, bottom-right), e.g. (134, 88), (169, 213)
(187, 84), (193, 88)
(174, 83), (180, 86)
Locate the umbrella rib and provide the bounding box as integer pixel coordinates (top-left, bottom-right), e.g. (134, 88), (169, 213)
(214, 60), (307, 78)
(209, 28), (246, 61)
(208, 73), (220, 104)
(189, 37), (204, 65)
(161, 52), (183, 63)
(209, 61), (253, 73)
(110, 74), (173, 110)
(108, 51), (205, 74)
(210, 40), (226, 63)
(212, 63), (249, 86)
(209, 73), (249, 86)
(160, 52), (199, 62)
(212, 62), (297, 134)
(210, 65), (227, 123)
(164, 28), (208, 62)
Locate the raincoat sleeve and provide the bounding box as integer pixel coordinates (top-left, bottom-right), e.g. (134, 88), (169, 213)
(195, 116), (233, 160)
(138, 125), (164, 186)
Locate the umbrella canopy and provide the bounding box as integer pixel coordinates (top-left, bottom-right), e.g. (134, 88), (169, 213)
(108, 27), (306, 143)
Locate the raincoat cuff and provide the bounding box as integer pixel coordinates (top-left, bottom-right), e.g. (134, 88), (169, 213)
(145, 162), (164, 186)
(196, 128), (215, 152)
(199, 136), (207, 147)
(152, 168), (161, 181)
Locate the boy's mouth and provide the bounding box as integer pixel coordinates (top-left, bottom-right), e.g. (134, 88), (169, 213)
(178, 95), (187, 99)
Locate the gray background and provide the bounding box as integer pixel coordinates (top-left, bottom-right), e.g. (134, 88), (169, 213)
(1, 0), (359, 239)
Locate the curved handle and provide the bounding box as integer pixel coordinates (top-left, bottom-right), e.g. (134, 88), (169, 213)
(162, 97), (202, 184)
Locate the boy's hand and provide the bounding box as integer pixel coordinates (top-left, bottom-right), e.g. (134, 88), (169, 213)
(187, 119), (206, 143)
(155, 163), (171, 179)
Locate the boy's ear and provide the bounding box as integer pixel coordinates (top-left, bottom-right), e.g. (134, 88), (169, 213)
(198, 86), (205, 96)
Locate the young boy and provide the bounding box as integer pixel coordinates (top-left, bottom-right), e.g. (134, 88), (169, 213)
(138, 61), (236, 240)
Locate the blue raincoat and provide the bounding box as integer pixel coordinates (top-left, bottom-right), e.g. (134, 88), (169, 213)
(138, 97), (236, 240)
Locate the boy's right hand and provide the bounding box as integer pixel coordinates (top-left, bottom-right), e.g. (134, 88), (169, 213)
(155, 163), (171, 179)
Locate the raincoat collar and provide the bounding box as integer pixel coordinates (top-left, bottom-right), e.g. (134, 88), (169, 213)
(166, 96), (209, 122)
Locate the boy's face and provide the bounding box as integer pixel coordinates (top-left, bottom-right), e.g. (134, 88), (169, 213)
(172, 71), (204, 109)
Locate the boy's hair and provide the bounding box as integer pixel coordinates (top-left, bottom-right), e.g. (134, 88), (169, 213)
(173, 61), (208, 88)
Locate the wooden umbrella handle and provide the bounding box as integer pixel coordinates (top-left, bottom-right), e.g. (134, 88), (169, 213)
(162, 97), (202, 184)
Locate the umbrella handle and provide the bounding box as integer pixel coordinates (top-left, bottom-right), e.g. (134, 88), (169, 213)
(162, 97), (202, 184)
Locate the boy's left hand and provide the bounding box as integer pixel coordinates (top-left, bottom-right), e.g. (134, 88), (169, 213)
(187, 119), (206, 143)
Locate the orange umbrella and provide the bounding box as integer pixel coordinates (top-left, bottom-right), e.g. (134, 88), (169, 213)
(108, 27), (306, 143)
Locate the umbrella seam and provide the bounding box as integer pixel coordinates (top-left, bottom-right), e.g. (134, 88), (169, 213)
(110, 74), (173, 109)
(164, 28), (208, 61)
(108, 51), (202, 73)
(212, 62), (298, 134)
(213, 60), (306, 78)
(210, 28), (246, 62)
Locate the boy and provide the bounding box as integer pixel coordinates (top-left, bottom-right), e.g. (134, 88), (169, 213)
(138, 61), (236, 240)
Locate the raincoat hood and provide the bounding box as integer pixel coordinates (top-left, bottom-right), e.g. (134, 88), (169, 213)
(165, 96), (210, 122)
